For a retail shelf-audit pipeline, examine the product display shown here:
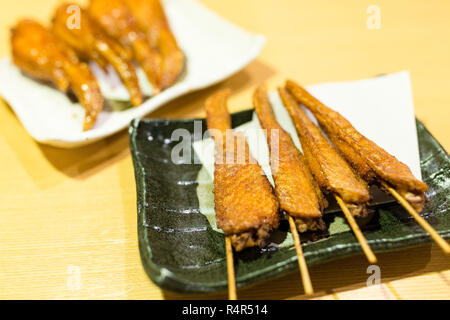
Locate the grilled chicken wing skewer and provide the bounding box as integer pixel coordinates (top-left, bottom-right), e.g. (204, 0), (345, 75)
(124, 0), (184, 89)
(52, 3), (143, 106)
(253, 85), (327, 232)
(278, 88), (370, 216)
(88, 0), (162, 93)
(206, 89), (280, 251)
(11, 19), (103, 130)
(285, 80), (428, 212)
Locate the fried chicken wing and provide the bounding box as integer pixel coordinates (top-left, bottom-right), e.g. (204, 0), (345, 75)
(11, 19), (103, 130)
(285, 80), (428, 212)
(124, 0), (184, 89)
(253, 85), (326, 232)
(124, 0), (167, 47)
(278, 87), (370, 216)
(206, 89), (279, 251)
(52, 3), (143, 106)
(88, 0), (163, 93)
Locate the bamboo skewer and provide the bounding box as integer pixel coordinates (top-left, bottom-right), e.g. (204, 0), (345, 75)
(225, 236), (237, 300)
(381, 181), (450, 254)
(335, 195), (378, 264)
(287, 215), (314, 295)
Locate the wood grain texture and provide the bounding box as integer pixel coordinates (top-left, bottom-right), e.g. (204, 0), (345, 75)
(0, 0), (448, 299)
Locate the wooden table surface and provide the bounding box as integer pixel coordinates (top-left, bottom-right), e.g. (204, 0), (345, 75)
(0, 0), (449, 300)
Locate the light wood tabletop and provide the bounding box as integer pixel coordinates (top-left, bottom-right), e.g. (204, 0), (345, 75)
(0, 0), (449, 300)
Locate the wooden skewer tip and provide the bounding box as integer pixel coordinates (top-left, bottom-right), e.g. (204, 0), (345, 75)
(335, 195), (377, 264)
(288, 215), (314, 295)
(225, 236), (237, 300)
(381, 181), (450, 255)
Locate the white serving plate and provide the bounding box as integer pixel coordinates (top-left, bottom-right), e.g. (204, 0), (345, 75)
(0, 0), (265, 147)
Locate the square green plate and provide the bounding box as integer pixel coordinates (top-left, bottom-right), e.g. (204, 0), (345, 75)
(129, 109), (450, 294)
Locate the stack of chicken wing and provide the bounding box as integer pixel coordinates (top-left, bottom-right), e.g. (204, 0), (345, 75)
(11, 0), (184, 130)
(206, 81), (428, 252)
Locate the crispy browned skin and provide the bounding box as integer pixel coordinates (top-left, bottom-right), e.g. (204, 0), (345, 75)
(52, 3), (143, 106)
(88, 0), (163, 93)
(286, 80), (428, 212)
(300, 152), (329, 212)
(11, 19), (103, 130)
(326, 130), (376, 183)
(124, 0), (184, 89)
(278, 87), (370, 216)
(253, 85), (326, 232)
(205, 89), (279, 251)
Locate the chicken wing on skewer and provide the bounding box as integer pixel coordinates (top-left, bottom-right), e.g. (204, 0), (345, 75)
(11, 19), (103, 130)
(88, 0), (163, 93)
(52, 3), (143, 106)
(285, 80), (428, 212)
(253, 85), (327, 232)
(124, 0), (184, 89)
(278, 87), (371, 216)
(206, 89), (280, 251)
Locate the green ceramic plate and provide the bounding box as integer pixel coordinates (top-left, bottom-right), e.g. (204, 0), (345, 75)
(129, 110), (450, 294)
